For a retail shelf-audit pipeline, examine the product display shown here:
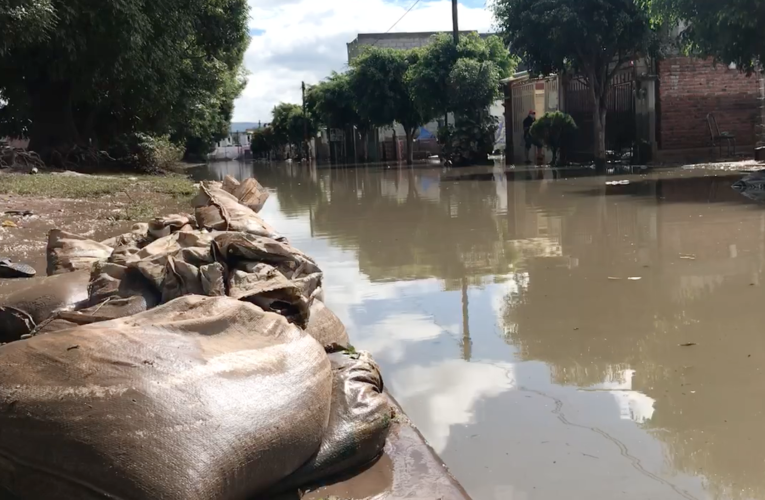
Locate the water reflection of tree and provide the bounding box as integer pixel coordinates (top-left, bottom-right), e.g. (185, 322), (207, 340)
(251, 163), (325, 218)
(501, 174), (765, 499)
(263, 165), (523, 283)
(262, 164), (526, 363)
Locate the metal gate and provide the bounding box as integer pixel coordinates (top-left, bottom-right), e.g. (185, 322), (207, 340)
(511, 80), (536, 162)
(563, 69), (636, 162)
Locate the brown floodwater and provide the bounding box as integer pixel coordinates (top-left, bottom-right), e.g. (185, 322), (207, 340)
(194, 161), (765, 500)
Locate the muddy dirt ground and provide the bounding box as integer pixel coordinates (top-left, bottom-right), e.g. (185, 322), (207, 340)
(0, 192), (188, 294)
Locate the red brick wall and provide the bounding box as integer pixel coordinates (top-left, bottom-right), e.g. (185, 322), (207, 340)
(658, 56), (761, 150)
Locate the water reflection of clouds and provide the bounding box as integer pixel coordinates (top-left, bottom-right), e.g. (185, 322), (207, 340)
(584, 369), (656, 424)
(352, 313), (452, 364)
(390, 359), (517, 454)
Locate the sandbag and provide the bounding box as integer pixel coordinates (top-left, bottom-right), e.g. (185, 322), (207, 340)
(0, 271), (90, 342)
(46, 230), (113, 276)
(267, 350), (390, 494)
(305, 300), (349, 347)
(0, 296), (333, 500)
(192, 183), (283, 240)
(233, 178), (270, 213)
(100, 222), (149, 248)
(147, 213), (195, 240)
(219, 175), (270, 213)
(223, 261), (308, 325)
(213, 232), (319, 278)
(221, 174), (241, 194)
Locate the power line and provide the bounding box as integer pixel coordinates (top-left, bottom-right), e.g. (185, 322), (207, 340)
(368, 0), (423, 47)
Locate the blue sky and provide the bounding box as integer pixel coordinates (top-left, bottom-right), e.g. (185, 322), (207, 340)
(234, 0), (495, 121)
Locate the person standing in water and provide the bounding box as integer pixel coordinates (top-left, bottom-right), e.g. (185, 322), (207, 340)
(523, 110), (541, 164)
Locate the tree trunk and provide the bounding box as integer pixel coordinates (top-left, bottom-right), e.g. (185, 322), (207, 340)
(593, 105), (607, 171)
(360, 130), (369, 162)
(404, 127), (414, 165)
(26, 81), (79, 165)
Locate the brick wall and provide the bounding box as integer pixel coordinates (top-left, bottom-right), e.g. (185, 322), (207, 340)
(658, 56), (761, 150)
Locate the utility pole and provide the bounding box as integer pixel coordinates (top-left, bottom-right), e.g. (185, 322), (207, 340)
(445, 0), (460, 132)
(302, 81), (308, 161)
(452, 0), (459, 45)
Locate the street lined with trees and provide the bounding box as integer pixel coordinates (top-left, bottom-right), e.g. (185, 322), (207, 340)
(260, 32), (516, 165)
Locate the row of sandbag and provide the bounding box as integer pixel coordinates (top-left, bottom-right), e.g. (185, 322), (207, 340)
(0, 176), (391, 499)
(2, 177), (342, 344)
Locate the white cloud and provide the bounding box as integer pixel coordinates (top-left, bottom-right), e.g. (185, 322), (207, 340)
(234, 0), (495, 121)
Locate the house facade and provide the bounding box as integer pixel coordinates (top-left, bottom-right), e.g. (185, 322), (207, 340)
(503, 55), (764, 164)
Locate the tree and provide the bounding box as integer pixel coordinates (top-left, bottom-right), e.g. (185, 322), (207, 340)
(530, 111), (578, 165)
(271, 102), (316, 159)
(407, 33), (516, 164)
(307, 71), (372, 161)
(649, 0), (765, 72)
(409, 33), (516, 123)
(493, 0), (652, 168)
(647, 0), (765, 145)
(351, 47), (432, 165)
(0, 0), (249, 163)
(251, 126), (276, 159)
(0, 0), (55, 55)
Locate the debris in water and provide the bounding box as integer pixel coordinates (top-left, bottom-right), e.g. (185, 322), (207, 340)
(608, 277), (622, 280)
(627, 277), (642, 281)
(606, 180), (630, 185)
(67, 345), (80, 351)
(1, 220), (17, 228)
(679, 254), (697, 260)
(4, 210), (33, 217)
(679, 343), (697, 347)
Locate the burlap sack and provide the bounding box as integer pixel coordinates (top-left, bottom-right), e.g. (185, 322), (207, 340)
(192, 183), (282, 240)
(0, 271), (90, 343)
(267, 350), (390, 494)
(220, 175), (270, 213)
(147, 213), (195, 240)
(100, 222), (149, 248)
(46, 230), (113, 276)
(305, 300), (349, 347)
(0, 296), (332, 500)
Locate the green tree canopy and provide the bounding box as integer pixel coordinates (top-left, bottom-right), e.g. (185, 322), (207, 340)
(408, 33), (516, 121)
(649, 0), (765, 73)
(0, 0), (249, 163)
(271, 102), (316, 158)
(307, 71), (373, 161)
(350, 47), (433, 164)
(250, 126), (276, 158)
(0, 0), (55, 55)
(493, 0), (652, 167)
(308, 72), (361, 130)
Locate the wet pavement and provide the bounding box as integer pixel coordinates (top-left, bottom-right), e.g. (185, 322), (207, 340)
(197, 161), (764, 500)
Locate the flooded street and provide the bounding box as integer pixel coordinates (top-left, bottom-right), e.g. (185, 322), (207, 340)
(199, 161), (765, 500)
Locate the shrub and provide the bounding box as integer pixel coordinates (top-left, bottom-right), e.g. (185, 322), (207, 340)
(109, 133), (185, 173)
(530, 111), (577, 165)
(438, 110), (498, 165)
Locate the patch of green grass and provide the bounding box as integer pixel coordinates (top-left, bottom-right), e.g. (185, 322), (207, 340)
(0, 173), (196, 199)
(109, 200), (157, 221)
